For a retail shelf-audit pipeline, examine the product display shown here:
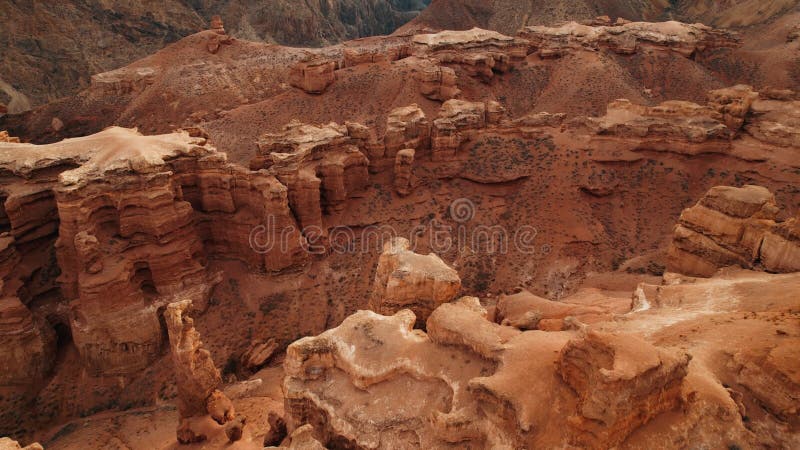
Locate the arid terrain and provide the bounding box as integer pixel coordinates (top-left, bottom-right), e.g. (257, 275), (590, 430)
(0, 1), (798, 449)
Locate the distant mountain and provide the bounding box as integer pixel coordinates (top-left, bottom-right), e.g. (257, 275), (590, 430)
(397, 0), (800, 35)
(0, 0), (431, 110)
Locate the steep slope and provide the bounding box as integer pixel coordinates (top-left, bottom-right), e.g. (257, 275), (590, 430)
(0, 0), (430, 109)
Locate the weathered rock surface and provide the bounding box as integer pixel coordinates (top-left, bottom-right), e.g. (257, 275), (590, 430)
(393, 148), (415, 196)
(0, 437), (43, 450)
(412, 28), (528, 80)
(788, 24), (800, 42)
(413, 59), (460, 101)
(0, 131), (18, 143)
(241, 338), (279, 372)
(283, 297), (696, 448)
(518, 20), (740, 58)
(0, 297), (55, 386)
(254, 121), (370, 244)
(746, 94), (800, 148)
(559, 330), (690, 448)
(588, 98), (733, 152)
(289, 57), (337, 94)
(667, 185), (800, 277)
(164, 300), (234, 443)
(369, 237), (461, 326)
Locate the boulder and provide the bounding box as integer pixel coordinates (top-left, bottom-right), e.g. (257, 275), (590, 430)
(289, 57), (336, 94)
(369, 237), (461, 327)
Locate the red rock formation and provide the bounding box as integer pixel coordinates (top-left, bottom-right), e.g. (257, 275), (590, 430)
(289, 57), (337, 94)
(254, 121), (370, 245)
(412, 28), (528, 80)
(164, 300), (234, 443)
(707, 84), (759, 131)
(412, 58), (460, 101)
(0, 297), (55, 386)
(432, 99), (493, 161)
(0, 437), (43, 450)
(241, 338), (279, 372)
(393, 148), (415, 196)
(369, 237), (461, 326)
(587, 98), (733, 153)
(746, 92), (800, 148)
(384, 105), (430, 159)
(559, 330), (690, 448)
(788, 24), (800, 42)
(341, 37), (411, 67)
(283, 296), (699, 448)
(0, 132), (19, 143)
(667, 185), (799, 277)
(518, 20), (740, 58)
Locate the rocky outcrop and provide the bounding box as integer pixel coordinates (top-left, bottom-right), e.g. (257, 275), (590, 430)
(667, 185), (800, 277)
(707, 85), (759, 131)
(241, 338), (279, 372)
(584, 86), (800, 155)
(412, 28), (527, 80)
(587, 98), (733, 154)
(43, 127), (305, 375)
(746, 93), (800, 148)
(384, 105), (430, 159)
(284, 297), (692, 449)
(0, 127), (308, 378)
(0, 297), (55, 386)
(341, 37), (411, 67)
(164, 300), (234, 443)
(205, 17), (234, 54)
(413, 58), (460, 101)
(559, 331), (690, 448)
(393, 149), (415, 196)
(289, 57), (337, 94)
(254, 121), (370, 244)
(369, 237), (461, 326)
(595, 98), (731, 141)
(518, 20), (740, 58)
(496, 290), (617, 331)
(432, 99), (500, 160)
(0, 132), (18, 143)
(0, 437), (43, 450)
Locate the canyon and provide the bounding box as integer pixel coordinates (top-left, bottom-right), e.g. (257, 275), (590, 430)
(0, 2), (798, 449)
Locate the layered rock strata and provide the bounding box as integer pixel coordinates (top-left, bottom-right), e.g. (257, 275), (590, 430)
(667, 185), (800, 277)
(289, 57), (337, 94)
(0, 127), (307, 377)
(518, 20), (740, 58)
(164, 300), (234, 443)
(411, 28), (528, 80)
(283, 298), (693, 448)
(369, 237), (461, 326)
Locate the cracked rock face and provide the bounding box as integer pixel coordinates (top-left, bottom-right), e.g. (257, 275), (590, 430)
(667, 185), (800, 277)
(518, 20), (740, 58)
(369, 237), (461, 327)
